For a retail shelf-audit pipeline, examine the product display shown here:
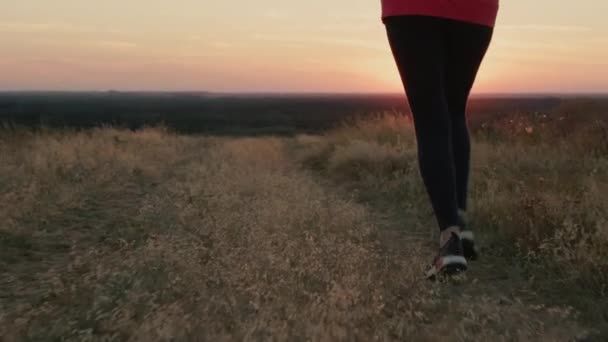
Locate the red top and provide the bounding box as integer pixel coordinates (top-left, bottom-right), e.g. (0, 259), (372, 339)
(382, 0), (499, 27)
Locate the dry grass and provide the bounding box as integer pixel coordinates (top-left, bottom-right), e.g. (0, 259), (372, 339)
(296, 112), (608, 332)
(1, 127), (433, 340)
(1, 117), (603, 340)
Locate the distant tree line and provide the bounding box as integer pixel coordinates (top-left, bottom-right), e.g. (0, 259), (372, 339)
(1, 92), (600, 135)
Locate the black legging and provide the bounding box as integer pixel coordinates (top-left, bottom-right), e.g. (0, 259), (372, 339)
(384, 15), (493, 232)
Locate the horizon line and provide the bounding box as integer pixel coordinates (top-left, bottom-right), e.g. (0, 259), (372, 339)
(1, 90), (608, 97)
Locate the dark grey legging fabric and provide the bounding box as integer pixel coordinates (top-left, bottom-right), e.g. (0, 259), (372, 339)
(384, 15), (493, 231)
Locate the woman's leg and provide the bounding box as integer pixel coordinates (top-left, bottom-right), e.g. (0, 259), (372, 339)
(445, 21), (494, 212)
(384, 16), (461, 233)
(442, 20), (494, 261)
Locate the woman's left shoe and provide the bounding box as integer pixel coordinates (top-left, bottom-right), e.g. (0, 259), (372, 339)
(458, 210), (479, 261)
(460, 230), (479, 261)
(425, 232), (468, 279)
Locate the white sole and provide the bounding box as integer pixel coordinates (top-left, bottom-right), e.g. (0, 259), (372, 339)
(426, 255), (468, 278)
(459, 231), (474, 241)
(442, 255), (468, 266)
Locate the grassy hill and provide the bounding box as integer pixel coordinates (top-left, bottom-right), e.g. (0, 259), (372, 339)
(1, 110), (607, 340)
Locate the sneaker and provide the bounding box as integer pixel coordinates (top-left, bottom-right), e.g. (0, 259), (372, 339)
(425, 232), (468, 279)
(458, 210), (478, 261)
(460, 230), (478, 261)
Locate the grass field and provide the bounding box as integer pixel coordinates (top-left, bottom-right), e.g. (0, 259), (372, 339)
(1, 111), (607, 340)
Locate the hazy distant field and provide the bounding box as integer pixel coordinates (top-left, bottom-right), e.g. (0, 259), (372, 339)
(1, 101), (607, 340)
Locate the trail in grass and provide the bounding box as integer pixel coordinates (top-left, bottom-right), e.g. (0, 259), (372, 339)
(286, 137), (593, 341)
(0, 130), (596, 341)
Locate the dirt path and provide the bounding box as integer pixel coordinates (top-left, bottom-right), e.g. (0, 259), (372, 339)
(286, 137), (593, 341)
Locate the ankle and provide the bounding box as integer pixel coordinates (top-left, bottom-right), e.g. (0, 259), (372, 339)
(440, 226), (461, 246)
(458, 209), (468, 223)
(458, 209), (467, 219)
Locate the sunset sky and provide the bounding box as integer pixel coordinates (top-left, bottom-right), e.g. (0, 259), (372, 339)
(1, 1), (607, 93)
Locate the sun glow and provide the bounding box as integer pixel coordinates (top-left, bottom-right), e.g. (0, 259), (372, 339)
(1, 0), (607, 93)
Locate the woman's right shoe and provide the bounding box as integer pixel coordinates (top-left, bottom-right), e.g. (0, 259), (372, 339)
(425, 232), (468, 279)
